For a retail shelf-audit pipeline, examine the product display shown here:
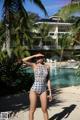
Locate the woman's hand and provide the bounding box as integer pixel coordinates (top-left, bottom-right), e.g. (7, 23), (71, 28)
(48, 94), (53, 102)
(47, 90), (53, 102)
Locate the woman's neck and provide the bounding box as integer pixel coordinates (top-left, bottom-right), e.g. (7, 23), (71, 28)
(36, 62), (44, 65)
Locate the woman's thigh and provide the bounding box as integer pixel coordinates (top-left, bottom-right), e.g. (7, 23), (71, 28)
(40, 91), (48, 111)
(29, 90), (37, 110)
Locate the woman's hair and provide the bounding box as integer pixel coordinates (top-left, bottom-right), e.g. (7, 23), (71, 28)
(32, 52), (45, 62)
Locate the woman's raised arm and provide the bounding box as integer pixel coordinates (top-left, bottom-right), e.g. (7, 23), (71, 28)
(22, 53), (44, 67)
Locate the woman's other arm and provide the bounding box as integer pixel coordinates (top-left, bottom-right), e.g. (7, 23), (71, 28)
(46, 65), (52, 101)
(47, 79), (52, 101)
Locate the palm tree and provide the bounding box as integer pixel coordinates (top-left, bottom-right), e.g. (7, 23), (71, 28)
(58, 33), (73, 61)
(24, 12), (41, 49)
(56, 2), (80, 60)
(34, 23), (53, 49)
(71, 17), (80, 45)
(0, 21), (5, 50)
(1, 0), (47, 56)
(57, 3), (80, 20)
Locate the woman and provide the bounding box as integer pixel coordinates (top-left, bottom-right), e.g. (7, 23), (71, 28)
(22, 53), (52, 120)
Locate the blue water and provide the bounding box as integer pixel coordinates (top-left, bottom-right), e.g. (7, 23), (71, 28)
(20, 66), (80, 88)
(50, 68), (80, 88)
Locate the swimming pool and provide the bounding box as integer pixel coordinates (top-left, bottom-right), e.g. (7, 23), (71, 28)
(19, 66), (80, 88)
(50, 68), (80, 88)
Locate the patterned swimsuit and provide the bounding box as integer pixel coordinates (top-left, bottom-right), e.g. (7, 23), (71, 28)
(31, 64), (48, 94)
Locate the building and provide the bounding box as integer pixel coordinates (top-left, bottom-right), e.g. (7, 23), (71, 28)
(34, 16), (72, 49)
(71, 0), (80, 4)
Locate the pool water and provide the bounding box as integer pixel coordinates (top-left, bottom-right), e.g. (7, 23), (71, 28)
(20, 66), (80, 88)
(50, 68), (80, 88)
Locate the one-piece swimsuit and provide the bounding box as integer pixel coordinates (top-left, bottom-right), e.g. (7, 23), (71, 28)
(31, 64), (48, 94)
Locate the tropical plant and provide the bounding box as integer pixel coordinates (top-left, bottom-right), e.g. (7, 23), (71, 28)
(0, 0), (47, 56)
(57, 3), (80, 20)
(0, 21), (5, 50)
(0, 0), (47, 95)
(12, 45), (30, 58)
(56, 2), (80, 46)
(24, 12), (41, 49)
(71, 17), (80, 45)
(0, 46), (31, 96)
(58, 33), (73, 61)
(34, 23), (53, 49)
(56, 2), (80, 60)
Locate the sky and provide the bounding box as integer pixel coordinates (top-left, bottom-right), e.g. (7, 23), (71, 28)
(0, 1), (3, 19)
(24, 0), (70, 18)
(0, 0), (71, 19)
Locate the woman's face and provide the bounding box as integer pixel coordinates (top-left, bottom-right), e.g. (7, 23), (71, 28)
(36, 56), (44, 63)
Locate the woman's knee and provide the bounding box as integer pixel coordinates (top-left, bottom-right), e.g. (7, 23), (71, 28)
(41, 108), (48, 113)
(29, 107), (36, 113)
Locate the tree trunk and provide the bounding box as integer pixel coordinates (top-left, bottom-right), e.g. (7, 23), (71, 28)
(4, 8), (11, 56)
(5, 24), (11, 56)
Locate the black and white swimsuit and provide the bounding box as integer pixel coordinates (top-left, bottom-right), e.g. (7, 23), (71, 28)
(31, 64), (48, 94)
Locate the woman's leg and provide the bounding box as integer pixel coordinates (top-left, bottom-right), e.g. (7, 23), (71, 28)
(40, 91), (49, 120)
(29, 90), (37, 120)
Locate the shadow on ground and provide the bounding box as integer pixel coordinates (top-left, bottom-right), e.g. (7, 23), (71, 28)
(49, 104), (76, 120)
(47, 87), (62, 108)
(0, 87), (62, 117)
(0, 92), (29, 115)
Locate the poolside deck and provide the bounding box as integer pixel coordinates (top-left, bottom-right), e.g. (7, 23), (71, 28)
(0, 86), (80, 120)
(46, 60), (80, 69)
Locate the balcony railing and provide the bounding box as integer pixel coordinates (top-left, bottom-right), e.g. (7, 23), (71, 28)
(26, 45), (80, 50)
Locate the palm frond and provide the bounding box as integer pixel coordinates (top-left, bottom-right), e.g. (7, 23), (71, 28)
(33, 0), (47, 16)
(57, 3), (80, 20)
